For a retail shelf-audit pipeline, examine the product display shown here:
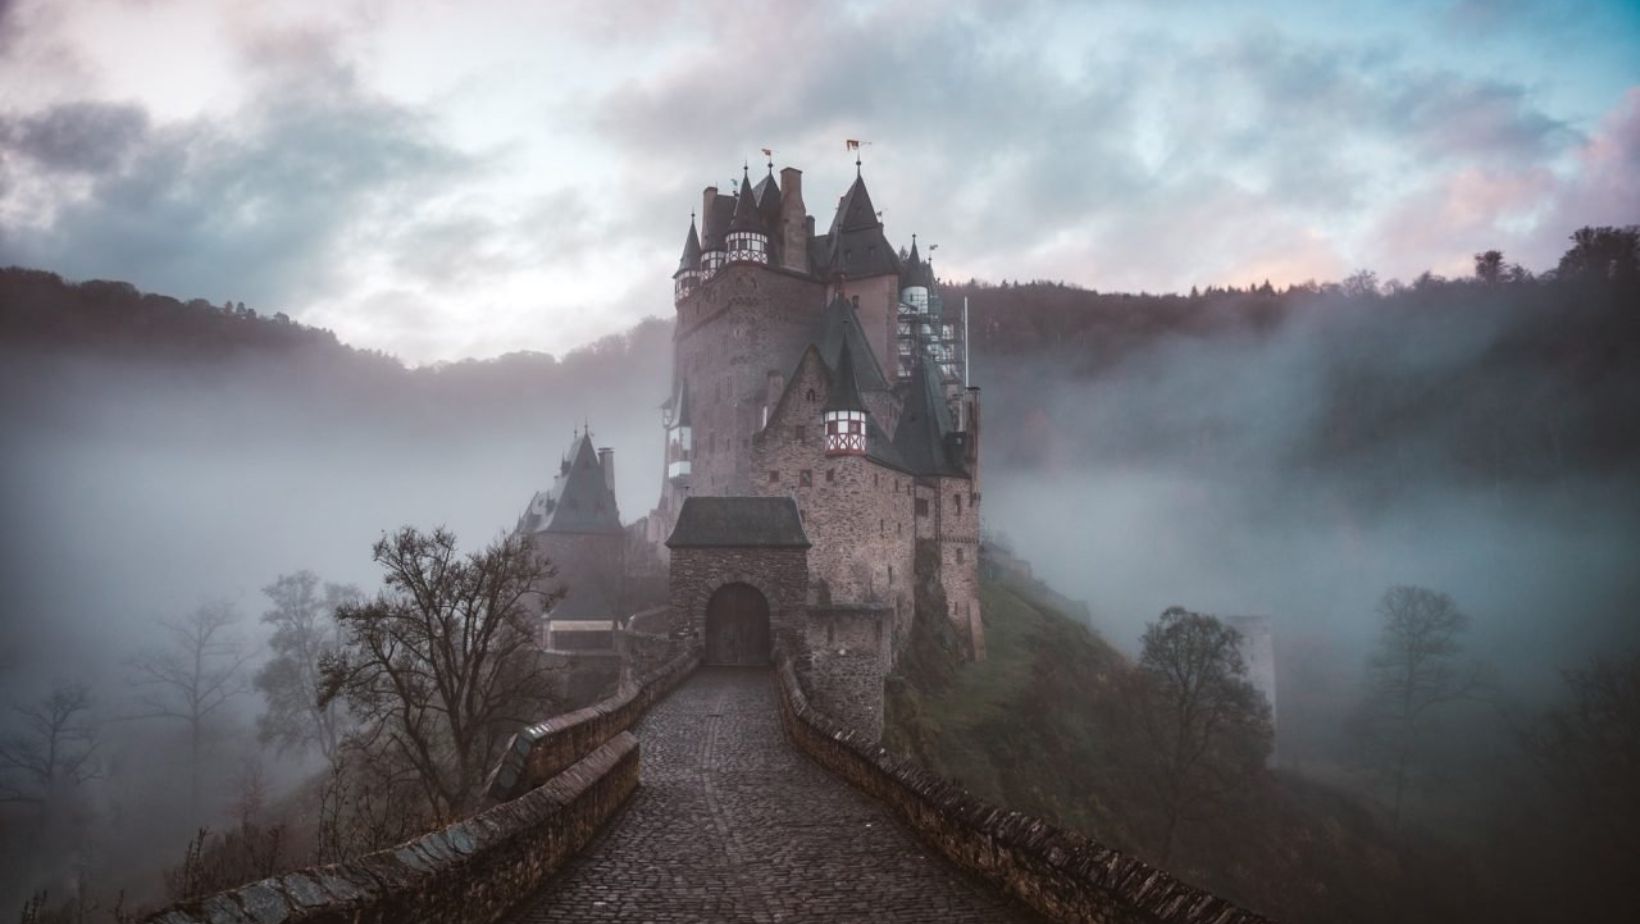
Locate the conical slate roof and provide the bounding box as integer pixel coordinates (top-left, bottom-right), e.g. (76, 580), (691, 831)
(832, 173), (881, 233)
(901, 236), (933, 289)
(528, 431), (623, 535)
(753, 169), (782, 226)
(893, 354), (965, 477)
(728, 166), (767, 234)
(823, 341), (868, 414)
(817, 293), (890, 392)
(675, 217), (701, 276)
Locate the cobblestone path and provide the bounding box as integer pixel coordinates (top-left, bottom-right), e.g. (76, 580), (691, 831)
(506, 667), (1038, 923)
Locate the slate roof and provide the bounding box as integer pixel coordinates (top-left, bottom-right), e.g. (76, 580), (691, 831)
(901, 237), (933, 289)
(523, 432), (624, 535)
(817, 293), (890, 392)
(752, 169), (782, 227)
(662, 376), (692, 428)
(675, 217), (701, 276)
(823, 341), (867, 413)
(728, 167), (767, 234)
(811, 173), (900, 280)
(893, 354), (966, 477)
(666, 496), (811, 548)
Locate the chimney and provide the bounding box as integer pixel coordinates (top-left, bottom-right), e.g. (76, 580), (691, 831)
(598, 447), (615, 493)
(701, 186), (718, 242)
(778, 167), (808, 274)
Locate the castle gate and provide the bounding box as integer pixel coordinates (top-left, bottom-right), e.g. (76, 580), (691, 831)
(704, 582), (771, 665)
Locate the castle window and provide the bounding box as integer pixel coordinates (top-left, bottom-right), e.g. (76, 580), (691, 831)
(954, 494), (962, 514)
(806, 388), (816, 402)
(851, 295), (860, 308)
(768, 470), (779, 484)
(915, 498), (929, 517)
(873, 473), (879, 487)
(956, 547), (964, 563)
(795, 425), (806, 441)
(889, 565), (894, 583)
(826, 469), (835, 484)
(880, 518), (885, 537)
(800, 470), (812, 487)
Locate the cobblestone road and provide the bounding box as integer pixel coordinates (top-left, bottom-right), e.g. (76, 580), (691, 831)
(506, 667), (1038, 923)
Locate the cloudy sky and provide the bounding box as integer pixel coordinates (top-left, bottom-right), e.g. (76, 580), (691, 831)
(1, 0), (1636, 363)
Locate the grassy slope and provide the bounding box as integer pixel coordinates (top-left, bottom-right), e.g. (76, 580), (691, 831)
(885, 569), (1498, 924)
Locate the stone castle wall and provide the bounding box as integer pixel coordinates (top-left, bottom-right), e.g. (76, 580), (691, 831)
(671, 264), (826, 497)
(802, 605), (892, 740)
(751, 352), (916, 638)
(668, 545), (809, 661)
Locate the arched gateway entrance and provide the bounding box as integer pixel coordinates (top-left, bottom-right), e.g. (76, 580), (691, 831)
(704, 582), (772, 666)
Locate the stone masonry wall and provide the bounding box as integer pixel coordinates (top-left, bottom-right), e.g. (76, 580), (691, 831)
(143, 734), (640, 924)
(774, 661), (1274, 924)
(673, 263), (826, 497)
(487, 647), (698, 803)
(802, 605), (891, 741)
(668, 546), (809, 660)
(753, 349), (916, 639)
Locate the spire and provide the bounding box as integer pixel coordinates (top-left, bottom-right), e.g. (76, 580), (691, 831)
(901, 234), (932, 289)
(831, 172), (880, 234)
(729, 163), (767, 234)
(675, 214), (702, 276)
(823, 341), (868, 414)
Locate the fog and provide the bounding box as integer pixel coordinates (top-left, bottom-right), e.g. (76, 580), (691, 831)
(3, 273), (1638, 913)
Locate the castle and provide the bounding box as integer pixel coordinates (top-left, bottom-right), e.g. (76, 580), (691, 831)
(519, 158), (985, 733)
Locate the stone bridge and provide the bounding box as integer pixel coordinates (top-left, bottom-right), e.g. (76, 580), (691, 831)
(505, 667), (1030, 922)
(144, 650), (1271, 924)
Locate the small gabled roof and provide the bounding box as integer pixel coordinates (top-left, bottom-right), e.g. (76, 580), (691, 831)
(532, 432), (624, 535)
(728, 166), (767, 235)
(666, 496), (811, 548)
(823, 341), (867, 413)
(676, 217), (702, 276)
(893, 355), (965, 477)
(817, 293), (890, 392)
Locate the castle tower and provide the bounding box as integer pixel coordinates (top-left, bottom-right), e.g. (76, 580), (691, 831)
(823, 342), (868, 456)
(725, 165), (771, 266)
(674, 215), (702, 304)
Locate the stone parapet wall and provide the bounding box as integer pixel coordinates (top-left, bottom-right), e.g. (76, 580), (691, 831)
(487, 647), (699, 803)
(143, 733), (640, 924)
(774, 660), (1275, 924)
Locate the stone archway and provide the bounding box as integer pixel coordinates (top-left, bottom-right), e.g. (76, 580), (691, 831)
(704, 582), (772, 666)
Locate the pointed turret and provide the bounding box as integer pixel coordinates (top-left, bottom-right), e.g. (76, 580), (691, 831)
(823, 342), (869, 456)
(818, 171), (897, 280)
(818, 292), (890, 392)
(674, 216), (703, 303)
(893, 353), (964, 476)
(726, 164), (771, 265)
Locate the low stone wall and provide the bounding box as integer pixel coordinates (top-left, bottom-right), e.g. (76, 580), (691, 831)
(144, 733), (640, 924)
(615, 626), (682, 676)
(487, 647), (698, 803)
(775, 660), (1274, 924)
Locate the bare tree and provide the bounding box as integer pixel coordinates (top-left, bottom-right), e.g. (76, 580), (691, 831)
(1353, 585), (1483, 829)
(128, 602), (251, 809)
(319, 527), (560, 822)
(0, 682), (99, 805)
(1128, 607), (1272, 865)
(253, 572), (358, 760)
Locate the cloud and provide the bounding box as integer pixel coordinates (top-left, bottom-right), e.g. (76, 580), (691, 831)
(0, 28), (470, 312)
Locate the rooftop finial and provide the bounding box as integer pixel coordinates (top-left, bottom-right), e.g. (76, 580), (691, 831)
(761, 146), (774, 172)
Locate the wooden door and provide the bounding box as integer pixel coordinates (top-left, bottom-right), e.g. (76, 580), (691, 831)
(704, 583), (771, 666)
